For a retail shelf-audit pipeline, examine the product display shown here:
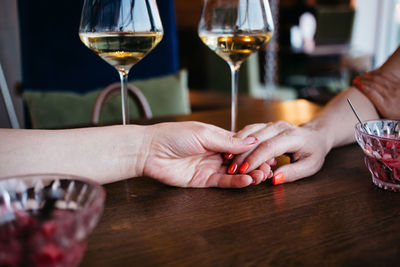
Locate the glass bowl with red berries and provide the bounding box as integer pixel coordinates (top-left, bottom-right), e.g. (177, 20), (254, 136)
(355, 120), (400, 192)
(0, 174), (105, 267)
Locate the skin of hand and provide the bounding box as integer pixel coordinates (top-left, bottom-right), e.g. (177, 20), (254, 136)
(353, 70), (400, 120)
(229, 121), (330, 184)
(140, 121), (263, 188)
(230, 87), (379, 185)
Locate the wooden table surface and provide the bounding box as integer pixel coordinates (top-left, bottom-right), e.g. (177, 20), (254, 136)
(81, 99), (400, 266)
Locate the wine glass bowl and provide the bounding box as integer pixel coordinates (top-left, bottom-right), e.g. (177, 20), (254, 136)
(198, 0), (274, 131)
(79, 32), (163, 73)
(0, 174), (105, 267)
(79, 0), (163, 125)
(199, 33), (272, 67)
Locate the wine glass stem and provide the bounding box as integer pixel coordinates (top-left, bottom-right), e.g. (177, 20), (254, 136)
(119, 70), (129, 125)
(230, 65), (240, 132)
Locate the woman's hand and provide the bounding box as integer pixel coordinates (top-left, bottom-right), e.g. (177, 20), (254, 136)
(229, 121), (331, 185)
(353, 70), (400, 119)
(141, 121), (262, 188)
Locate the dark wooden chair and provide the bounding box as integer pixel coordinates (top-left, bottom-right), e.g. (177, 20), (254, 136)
(91, 83), (152, 125)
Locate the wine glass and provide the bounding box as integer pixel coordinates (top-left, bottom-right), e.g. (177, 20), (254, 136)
(198, 0), (273, 131)
(79, 0), (163, 125)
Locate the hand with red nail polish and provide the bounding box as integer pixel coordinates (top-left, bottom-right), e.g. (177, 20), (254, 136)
(142, 122), (260, 188)
(353, 69), (400, 120)
(230, 120), (331, 184)
(229, 46), (400, 186)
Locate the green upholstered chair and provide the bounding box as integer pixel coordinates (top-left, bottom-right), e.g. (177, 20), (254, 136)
(23, 70), (190, 129)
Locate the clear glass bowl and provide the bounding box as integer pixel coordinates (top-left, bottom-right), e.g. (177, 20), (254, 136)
(0, 174), (105, 267)
(355, 120), (400, 192)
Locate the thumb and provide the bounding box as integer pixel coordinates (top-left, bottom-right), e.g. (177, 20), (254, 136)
(272, 156), (323, 184)
(203, 134), (258, 154)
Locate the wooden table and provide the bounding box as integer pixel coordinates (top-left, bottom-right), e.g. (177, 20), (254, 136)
(81, 99), (400, 266)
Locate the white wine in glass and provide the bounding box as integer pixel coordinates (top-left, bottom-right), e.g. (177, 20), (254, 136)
(79, 0), (163, 125)
(198, 0), (274, 131)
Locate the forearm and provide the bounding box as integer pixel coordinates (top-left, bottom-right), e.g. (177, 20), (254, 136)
(0, 125), (149, 184)
(304, 87), (379, 150)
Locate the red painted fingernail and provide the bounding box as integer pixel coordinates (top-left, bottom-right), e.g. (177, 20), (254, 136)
(272, 172), (285, 185)
(244, 136), (258, 145)
(224, 153), (233, 160)
(239, 162), (249, 173)
(227, 162), (238, 175)
(357, 83), (364, 89)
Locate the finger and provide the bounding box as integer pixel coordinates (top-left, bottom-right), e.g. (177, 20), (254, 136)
(257, 162), (272, 182)
(356, 82), (386, 107)
(233, 151), (277, 174)
(231, 150), (253, 168)
(380, 71), (400, 84)
(231, 123), (271, 164)
(355, 79), (384, 97)
(360, 72), (388, 85)
(271, 155), (323, 185)
(231, 121), (293, 166)
(229, 156), (274, 179)
(206, 173), (253, 188)
(367, 70), (398, 90)
(236, 121), (293, 140)
(375, 72), (400, 96)
(245, 134), (302, 173)
(267, 157), (277, 166)
(235, 123), (269, 138)
(203, 133), (259, 155)
(244, 155), (287, 181)
(358, 77), (389, 95)
(248, 169), (266, 185)
(246, 162), (271, 184)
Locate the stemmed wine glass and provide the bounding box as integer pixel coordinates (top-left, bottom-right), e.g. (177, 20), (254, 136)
(79, 0), (163, 125)
(198, 0), (274, 131)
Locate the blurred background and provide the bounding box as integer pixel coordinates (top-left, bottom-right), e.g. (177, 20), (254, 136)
(1, 0), (400, 128)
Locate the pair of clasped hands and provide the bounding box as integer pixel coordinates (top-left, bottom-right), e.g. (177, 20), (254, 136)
(142, 121), (296, 188)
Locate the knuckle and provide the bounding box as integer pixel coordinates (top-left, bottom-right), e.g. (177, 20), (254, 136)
(238, 123), (267, 137)
(274, 120), (291, 130)
(196, 124), (210, 136)
(259, 141), (276, 157)
(247, 144), (270, 163)
(243, 124), (260, 132)
(253, 123), (268, 130)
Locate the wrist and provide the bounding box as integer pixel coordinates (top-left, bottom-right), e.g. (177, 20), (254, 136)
(118, 125), (152, 179)
(302, 118), (335, 155)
